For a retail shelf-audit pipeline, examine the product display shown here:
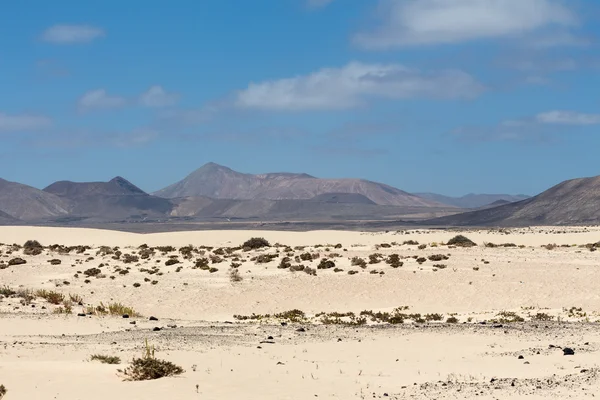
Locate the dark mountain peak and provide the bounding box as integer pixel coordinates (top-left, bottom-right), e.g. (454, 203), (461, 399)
(45, 177), (147, 197)
(426, 174), (600, 226)
(108, 176), (146, 195)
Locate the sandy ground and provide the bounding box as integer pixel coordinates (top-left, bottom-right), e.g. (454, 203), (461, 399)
(1, 226), (600, 399)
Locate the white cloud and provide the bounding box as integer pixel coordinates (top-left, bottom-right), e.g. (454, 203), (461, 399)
(41, 24), (105, 44)
(536, 111), (600, 125)
(139, 85), (179, 108)
(307, 0), (335, 8)
(453, 110), (600, 141)
(235, 62), (484, 111)
(354, 0), (578, 49)
(78, 89), (127, 111)
(0, 113), (52, 132)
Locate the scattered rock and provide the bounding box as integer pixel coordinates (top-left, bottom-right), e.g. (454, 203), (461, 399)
(563, 347), (575, 356)
(149, 316), (158, 321)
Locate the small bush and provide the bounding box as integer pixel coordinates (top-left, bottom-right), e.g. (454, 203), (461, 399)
(299, 252), (314, 261)
(446, 316), (459, 323)
(242, 237), (270, 250)
(386, 254), (403, 268)
(418, 244), (427, 250)
(49, 259), (62, 265)
(91, 354), (121, 364)
(447, 235), (476, 247)
(84, 267), (102, 277)
(351, 257), (367, 268)
(24, 240), (43, 255)
(317, 259), (335, 269)
(290, 264), (305, 272)
(229, 268), (243, 282)
(120, 340), (184, 381)
(254, 253), (277, 264)
(0, 384), (6, 398)
(403, 240), (419, 245)
(165, 258), (180, 266)
(36, 289), (64, 305)
(8, 257), (26, 266)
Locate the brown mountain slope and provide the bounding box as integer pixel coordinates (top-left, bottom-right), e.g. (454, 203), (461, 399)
(43, 177), (173, 221)
(153, 162), (447, 207)
(0, 178), (69, 221)
(426, 175), (600, 226)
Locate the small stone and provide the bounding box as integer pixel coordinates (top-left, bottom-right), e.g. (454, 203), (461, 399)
(518, 355), (524, 360)
(563, 347), (575, 356)
(130, 321), (136, 325)
(122, 314), (129, 318)
(149, 316), (158, 321)
(152, 327), (161, 331)
(296, 327), (306, 332)
(77, 313), (86, 317)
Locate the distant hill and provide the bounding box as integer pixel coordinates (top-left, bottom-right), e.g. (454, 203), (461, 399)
(0, 178), (69, 221)
(425, 175), (600, 226)
(44, 176), (147, 197)
(0, 209), (18, 223)
(43, 177), (173, 221)
(414, 192), (530, 208)
(169, 195), (455, 221)
(154, 162), (446, 207)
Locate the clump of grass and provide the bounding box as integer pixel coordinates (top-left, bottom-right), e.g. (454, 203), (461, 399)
(36, 289), (64, 305)
(88, 302), (141, 317)
(165, 258), (180, 266)
(317, 259), (335, 269)
(368, 253), (383, 264)
(350, 257), (367, 268)
(0, 286), (16, 297)
(84, 267), (102, 277)
(428, 254), (449, 261)
(242, 237), (270, 250)
(91, 354), (121, 364)
(494, 311), (524, 323)
(531, 312), (554, 321)
(120, 340), (184, 381)
(447, 235), (476, 247)
(229, 268), (242, 282)
(0, 384), (7, 398)
(385, 254), (403, 268)
(253, 253), (277, 264)
(403, 240), (419, 245)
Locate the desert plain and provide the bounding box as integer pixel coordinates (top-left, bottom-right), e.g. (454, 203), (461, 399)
(1, 226), (600, 399)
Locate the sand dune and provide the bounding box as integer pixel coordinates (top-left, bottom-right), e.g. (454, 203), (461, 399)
(1, 226), (600, 399)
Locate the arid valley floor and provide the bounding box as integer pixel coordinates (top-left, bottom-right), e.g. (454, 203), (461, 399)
(2, 226), (600, 399)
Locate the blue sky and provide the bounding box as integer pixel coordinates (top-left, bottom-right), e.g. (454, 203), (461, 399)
(0, 0), (598, 196)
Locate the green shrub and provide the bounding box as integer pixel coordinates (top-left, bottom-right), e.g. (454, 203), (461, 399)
(120, 340), (184, 381)
(91, 354), (121, 364)
(242, 237), (270, 250)
(447, 235), (476, 247)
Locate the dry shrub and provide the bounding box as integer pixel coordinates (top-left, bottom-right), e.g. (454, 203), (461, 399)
(120, 340), (184, 381)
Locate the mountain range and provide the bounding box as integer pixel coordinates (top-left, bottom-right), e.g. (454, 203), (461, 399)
(1, 162), (588, 227)
(427, 175), (600, 226)
(414, 192), (530, 209)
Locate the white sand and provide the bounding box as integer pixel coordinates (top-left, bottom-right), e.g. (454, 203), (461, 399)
(1, 226), (600, 399)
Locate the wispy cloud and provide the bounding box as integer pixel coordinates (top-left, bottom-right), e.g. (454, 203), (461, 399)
(235, 62), (484, 111)
(536, 110), (600, 125)
(139, 85), (179, 108)
(453, 110), (600, 141)
(0, 113), (52, 132)
(78, 89), (127, 112)
(41, 24), (105, 44)
(354, 0), (579, 49)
